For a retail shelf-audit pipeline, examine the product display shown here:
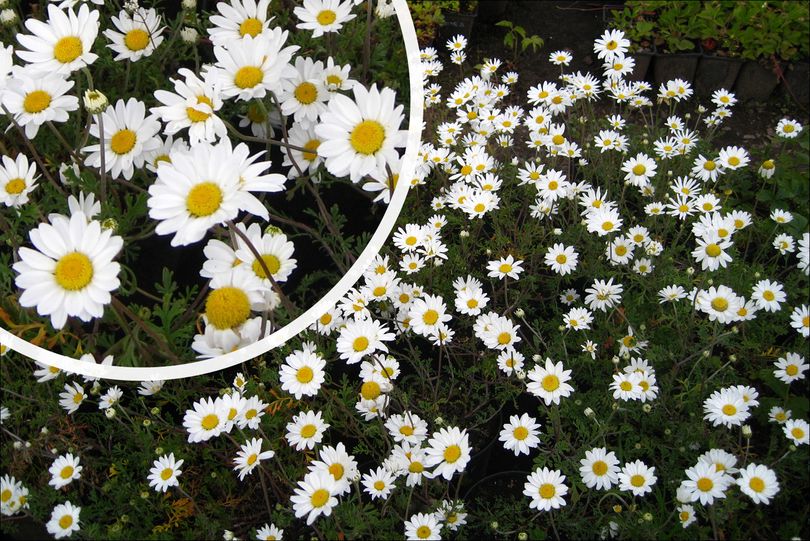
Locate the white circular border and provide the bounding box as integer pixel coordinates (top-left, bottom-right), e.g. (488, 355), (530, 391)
(0, 0), (424, 381)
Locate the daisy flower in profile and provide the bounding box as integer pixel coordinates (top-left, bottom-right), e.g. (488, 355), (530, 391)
(48, 453), (82, 490)
(104, 7), (164, 62)
(775, 118), (802, 138)
(524, 467), (568, 511)
(0, 153), (38, 208)
(2, 69), (79, 139)
(148, 452), (184, 492)
(316, 84), (406, 183)
(769, 406), (791, 424)
(618, 460), (657, 496)
(233, 437), (274, 481)
(774, 352), (808, 383)
(138, 380), (165, 396)
(46, 501), (81, 539)
(280, 347), (326, 400)
(286, 410), (329, 451)
(526, 358), (574, 405)
(295, 0), (356, 38)
(208, 0), (273, 46)
(362, 466), (396, 500)
(256, 523), (283, 541)
(83, 97), (161, 180)
(213, 32), (298, 101)
(703, 387), (749, 428)
(499, 413), (541, 456)
(697, 448), (738, 475)
(16, 3), (99, 74)
(784, 419), (809, 445)
(737, 463), (779, 504)
(152, 68), (226, 145)
(404, 512), (441, 541)
(579, 447), (619, 491)
(290, 470), (338, 525)
(487, 254), (524, 279)
(681, 461), (732, 505)
(14, 212), (123, 330)
(424, 426), (471, 480)
(790, 304), (809, 337)
(549, 50), (572, 66)
(183, 396), (230, 443)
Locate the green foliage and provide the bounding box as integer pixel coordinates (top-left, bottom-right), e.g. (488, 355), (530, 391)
(611, 1), (810, 60)
(495, 20), (544, 63)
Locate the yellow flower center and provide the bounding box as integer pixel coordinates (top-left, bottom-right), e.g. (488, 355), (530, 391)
(160, 467), (174, 480)
(296, 366), (314, 383)
(317, 9), (337, 25)
(186, 182), (222, 217)
(300, 424), (316, 438)
(499, 263), (512, 273)
(0, 489), (11, 502)
(705, 244), (722, 257)
(697, 477), (713, 492)
(23, 90), (52, 114)
(251, 254), (281, 279)
(497, 332), (512, 345)
(201, 413), (219, 430)
(792, 427), (805, 440)
(466, 299), (478, 309)
(728, 156), (740, 167)
(749, 477), (765, 492)
(245, 453), (258, 466)
(542, 374), (560, 392)
(539, 483), (556, 498)
(551, 96), (562, 105)
(54, 252), (94, 291)
(302, 139), (320, 161)
(422, 309), (439, 325)
(54, 36), (83, 63)
(374, 480), (385, 490)
(72, 392), (84, 404)
(319, 313), (332, 325)
(59, 515), (74, 529)
(630, 474), (645, 487)
(399, 425), (414, 436)
(762, 291), (775, 301)
(606, 40), (617, 50)
(703, 160), (716, 171)
(326, 74), (342, 87)
(294, 82), (318, 105)
(124, 29), (150, 51)
(5, 178), (26, 195)
(601, 221), (614, 231)
(721, 404), (737, 416)
(513, 426), (529, 440)
(711, 298), (729, 312)
(310, 488), (330, 508)
(110, 129), (137, 155)
(352, 336), (369, 352)
(786, 365), (799, 376)
(632, 164), (646, 175)
(360, 381), (381, 400)
(186, 95), (213, 123)
(60, 465), (74, 479)
(444, 444), (462, 463)
(548, 181), (559, 191)
(552, 134), (565, 145)
(592, 460), (608, 476)
(679, 511), (690, 522)
(620, 381), (633, 391)
(459, 165), (473, 176)
(615, 245), (627, 257)
(350, 120), (385, 155)
(474, 203), (486, 213)
(239, 17), (263, 37)
(416, 526), (432, 539)
(205, 286), (251, 330)
(234, 66), (264, 89)
(328, 463), (345, 481)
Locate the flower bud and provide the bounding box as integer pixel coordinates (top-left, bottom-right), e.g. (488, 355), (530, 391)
(101, 218), (118, 232)
(742, 425), (752, 438)
(0, 8), (17, 26)
(84, 89), (109, 114)
(642, 404), (652, 413)
(142, 419), (151, 427)
(532, 354), (541, 362)
(13, 441), (22, 450)
(584, 407), (595, 418)
(105, 408), (116, 419)
(515, 308), (525, 318)
(518, 533), (528, 541)
(180, 27), (199, 44)
(490, 522), (499, 530)
(459, 230), (469, 238)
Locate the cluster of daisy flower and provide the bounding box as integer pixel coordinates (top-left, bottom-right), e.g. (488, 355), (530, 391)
(1, 0), (407, 366)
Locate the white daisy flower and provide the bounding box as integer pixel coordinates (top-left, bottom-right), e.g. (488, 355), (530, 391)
(294, 0), (357, 38)
(104, 7), (164, 62)
(579, 447), (620, 491)
(499, 413), (541, 456)
(290, 470), (338, 525)
(233, 437), (274, 481)
(523, 467), (568, 511)
(0, 153), (39, 207)
(618, 460), (657, 496)
(212, 32), (298, 101)
(16, 3), (99, 74)
(737, 463), (779, 504)
(46, 501), (81, 539)
(147, 452), (184, 492)
(526, 358), (574, 405)
(13, 212), (123, 330)
(285, 410), (329, 451)
(208, 0), (274, 46)
(2, 68), (79, 139)
(152, 68), (226, 145)
(48, 453), (82, 489)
